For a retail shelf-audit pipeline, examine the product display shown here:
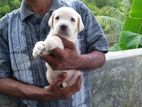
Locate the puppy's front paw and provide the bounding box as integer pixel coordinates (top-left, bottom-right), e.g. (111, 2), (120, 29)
(32, 41), (45, 58)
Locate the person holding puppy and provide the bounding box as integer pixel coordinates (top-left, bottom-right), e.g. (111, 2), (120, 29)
(0, 0), (108, 107)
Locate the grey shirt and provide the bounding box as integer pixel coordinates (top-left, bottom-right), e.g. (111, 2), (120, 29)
(0, 0), (108, 107)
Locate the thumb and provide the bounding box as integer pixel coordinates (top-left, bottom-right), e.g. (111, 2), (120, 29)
(52, 72), (67, 86)
(60, 37), (76, 49)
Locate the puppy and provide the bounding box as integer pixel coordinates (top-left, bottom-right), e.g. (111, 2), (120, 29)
(32, 7), (84, 87)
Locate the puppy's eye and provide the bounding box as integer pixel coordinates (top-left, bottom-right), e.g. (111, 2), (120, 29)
(55, 16), (60, 20)
(71, 17), (75, 22)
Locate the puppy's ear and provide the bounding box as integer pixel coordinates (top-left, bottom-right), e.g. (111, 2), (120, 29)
(77, 15), (84, 32)
(48, 12), (55, 28)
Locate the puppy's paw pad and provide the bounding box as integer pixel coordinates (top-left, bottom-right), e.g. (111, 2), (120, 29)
(32, 41), (45, 58)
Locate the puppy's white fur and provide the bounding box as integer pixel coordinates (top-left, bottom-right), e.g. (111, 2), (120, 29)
(32, 7), (84, 87)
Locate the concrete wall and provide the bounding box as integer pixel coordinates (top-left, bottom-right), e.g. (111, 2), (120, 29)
(0, 49), (142, 107)
(90, 49), (142, 107)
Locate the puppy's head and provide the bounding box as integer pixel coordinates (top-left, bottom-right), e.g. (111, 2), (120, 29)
(48, 7), (84, 38)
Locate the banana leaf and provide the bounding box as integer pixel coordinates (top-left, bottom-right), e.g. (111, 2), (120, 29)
(118, 0), (142, 50)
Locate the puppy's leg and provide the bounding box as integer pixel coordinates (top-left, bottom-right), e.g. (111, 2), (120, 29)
(67, 70), (82, 87)
(44, 36), (64, 86)
(44, 36), (64, 51)
(46, 63), (65, 88)
(32, 35), (64, 58)
(32, 41), (46, 58)
(46, 63), (55, 85)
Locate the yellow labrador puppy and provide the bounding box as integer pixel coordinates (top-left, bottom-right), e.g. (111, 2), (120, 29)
(32, 7), (84, 87)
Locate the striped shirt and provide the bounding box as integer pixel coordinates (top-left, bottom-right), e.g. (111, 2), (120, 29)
(0, 0), (108, 107)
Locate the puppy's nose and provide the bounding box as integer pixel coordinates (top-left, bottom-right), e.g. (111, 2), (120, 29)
(60, 25), (67, 31)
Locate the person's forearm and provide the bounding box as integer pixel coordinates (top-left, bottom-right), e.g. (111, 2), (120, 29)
(0, 76), (81, 101)
(77, 51), (106, 71)
(0, 78), (48, 101)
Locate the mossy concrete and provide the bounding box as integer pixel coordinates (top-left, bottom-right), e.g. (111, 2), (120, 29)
(90, 49), (142, 107)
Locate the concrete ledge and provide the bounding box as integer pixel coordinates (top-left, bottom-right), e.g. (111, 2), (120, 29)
(106, 48), (142, 61)
(90, 48), (142, 107)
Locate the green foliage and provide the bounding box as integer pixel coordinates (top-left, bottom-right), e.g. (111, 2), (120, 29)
(82, 0), (132, 47)
(0, 5), (10, 18)
(83, 0), (142, 51)
(81, 0), (99, 15)
(111, 0), (142, 50)
(9, 0), (21, 10)
(94, 0), (121, 8)
(130, 0), (142, 18)
(1, 0), (138, 51)
(119, 31), (142, 49)
(0, 0), (20, 18)
(96, 16), (123, 46)
(97, 6), (125, 22)
(118, 0), (132, 15)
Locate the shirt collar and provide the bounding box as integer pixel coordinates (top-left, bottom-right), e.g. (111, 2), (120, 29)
(50, 0), (62, 11)
(19, 0), (62, 21)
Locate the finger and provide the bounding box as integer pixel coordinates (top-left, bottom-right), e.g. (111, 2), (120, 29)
(40, 54), (57, 65)
(60, 37), (76, 49)
(51, 48), (65, 58)
(58, 72), (67, 79)
(52, 72), (67, 86)
(74, 76), (82, 89)
(62, 76), (82, 97)
(69, 75), (82, 91)
(72, 75), (82, 91)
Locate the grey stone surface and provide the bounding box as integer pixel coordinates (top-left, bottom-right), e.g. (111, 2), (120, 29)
(0, 49), (142, 107)
(90, 50), (142, 107)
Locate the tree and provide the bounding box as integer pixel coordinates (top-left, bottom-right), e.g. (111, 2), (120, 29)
(81, 0), (132, 47)
(111, 0), (142, 50)
(0, 0), (20, 18)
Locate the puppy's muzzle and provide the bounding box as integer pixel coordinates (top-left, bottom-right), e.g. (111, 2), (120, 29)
(60, 24), (68, 31)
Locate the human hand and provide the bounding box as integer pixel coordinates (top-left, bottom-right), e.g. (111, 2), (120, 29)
(40, 73), (82, 101)
(40, 37), (82, 70)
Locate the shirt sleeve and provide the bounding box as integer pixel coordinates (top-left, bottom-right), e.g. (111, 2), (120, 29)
(0, 16), (13, 77)
(77, 1), (109, 53)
